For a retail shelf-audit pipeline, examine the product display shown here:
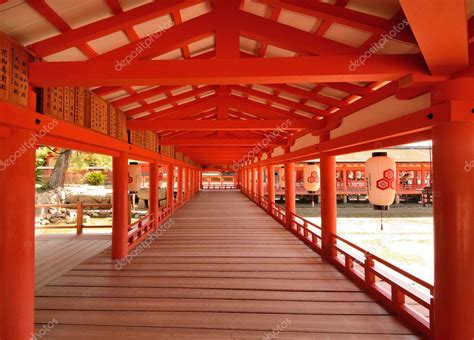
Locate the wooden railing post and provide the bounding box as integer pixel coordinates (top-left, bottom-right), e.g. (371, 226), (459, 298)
(364, 255), (376, 285)
(76, 202), (84, 235)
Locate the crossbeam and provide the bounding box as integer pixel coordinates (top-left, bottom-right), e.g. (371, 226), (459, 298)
(29, 55), (427, 87)
(128, 119), (322, 131)
(160, 138), (285, 146)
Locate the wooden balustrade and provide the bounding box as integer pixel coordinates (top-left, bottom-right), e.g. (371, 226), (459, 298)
(242, 189), (434, 338)
(35, 203), (112, 235)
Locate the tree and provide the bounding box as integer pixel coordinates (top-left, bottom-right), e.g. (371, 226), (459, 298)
(47, 149), (72, 189)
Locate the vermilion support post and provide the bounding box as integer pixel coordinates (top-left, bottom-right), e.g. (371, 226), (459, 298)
(149, 161), (158, 225)
(199, 170), (203, 189)
(112, 153), (129, 260)
(167, 164), (174, 210)
(284, 161), (296, 228)
(177, 166), (183, 202)
(0, 128), (35, 340)
(320, 133), (337, 260)
(250, 167), (254, 196)
(267, 164), (275, 208)
(257, 166), (264, 201)
(432, 121), (474, 340)
(185, 167), (190, 199)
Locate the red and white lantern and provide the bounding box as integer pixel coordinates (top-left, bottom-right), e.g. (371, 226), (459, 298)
(157, 166), (164, 188)
(128, 162), (142, 192)
(278, 166), (285, 189)
(365, 152), (396, 210)
(303, 162), (320, 193)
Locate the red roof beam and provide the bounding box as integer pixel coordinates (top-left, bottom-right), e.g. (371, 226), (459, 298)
(128, 118), (324, 131)
(29, 55), (428, 87)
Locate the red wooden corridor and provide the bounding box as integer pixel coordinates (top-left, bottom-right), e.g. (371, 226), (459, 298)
(0, 0), (473, 339)
(34, 191), (420, 339)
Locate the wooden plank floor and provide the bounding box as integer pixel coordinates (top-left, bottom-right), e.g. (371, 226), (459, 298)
(35, 234), (111, 291)
(35, 191), (422, 339)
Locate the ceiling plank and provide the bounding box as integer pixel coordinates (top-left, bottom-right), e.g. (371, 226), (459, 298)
(29, 0), (203, 57)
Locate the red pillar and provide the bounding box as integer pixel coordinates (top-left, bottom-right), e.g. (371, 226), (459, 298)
(0, 128), (35, 339)
(250, 167), (254, 196)
(177, 166), (183, 202)
(267, 164), (275, 208)
(112, 153), (129, 260)
(149, 161), (158, 224)
(257, 165), (264, 200)
(320, 144), (337, 260)
(284, 161), (296, 228)
(185, 167), (190, 199)
(167, 164), (174, 210)
(432, 121), (474, 340)
(199, 170), (203, 189)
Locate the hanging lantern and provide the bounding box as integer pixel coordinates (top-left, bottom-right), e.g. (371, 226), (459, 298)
(128, 162), (142, 192)
(365, 152), (396, 210)
(303, 162), (320, 193)
(278, 166), (285, 189)
(157, 166), (164, 188)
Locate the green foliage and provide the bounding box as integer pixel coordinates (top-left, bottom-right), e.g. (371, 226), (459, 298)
(35, 147), (49, 187)
(70, 152), (112, 170)
(83, 172), (106, 186)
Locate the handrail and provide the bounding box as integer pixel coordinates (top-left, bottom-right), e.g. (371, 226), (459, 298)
(202, 184), (236, 190)
(241, 188), (433, 338)
(127, 213), (155, 250)
(35, 203), (113, 235)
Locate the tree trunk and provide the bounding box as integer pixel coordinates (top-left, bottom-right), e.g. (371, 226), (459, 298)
(48, 150), (72, 189)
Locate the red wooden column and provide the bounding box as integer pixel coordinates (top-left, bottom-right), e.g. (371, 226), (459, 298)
(177, 166), (183, 203)
(167, 164), (174, 210)
(149, 161), (158, 224)
(250, 167), (254, 196)
(112, 153), (129, 260)
(432, 121), (474, 339)
(0, 128), (36, 339)
(320, 133), (337, 260)
(257, 165), (264, 201)
(199, 170), (203, 189)
(186, 168), (191, 199)
(267, 164), (275, 209)
(284, 161), (296, 228)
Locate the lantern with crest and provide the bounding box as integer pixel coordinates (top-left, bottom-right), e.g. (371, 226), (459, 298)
(365, 152), (396, 210)
(303, 162), (320, 193)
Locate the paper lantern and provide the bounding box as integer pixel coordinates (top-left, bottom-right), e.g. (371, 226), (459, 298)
(365, 152), (396, 210)
(157, 166), (164, 188)
(278, 166), (285, 189)
(128, 162), (142, 192)
(303, 162), (320, 192)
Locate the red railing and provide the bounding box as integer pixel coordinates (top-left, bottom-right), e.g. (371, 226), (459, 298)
(330, 234), (433, 336)
(203, 183), (236, 190)
(127, 205), (173, 250)
(35, 203), (112, 235)
(242, 188), (433, 338)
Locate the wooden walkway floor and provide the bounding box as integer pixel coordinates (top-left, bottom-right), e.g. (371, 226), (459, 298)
(35, 191), (421, 339)
(35, 234), (111, 291)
